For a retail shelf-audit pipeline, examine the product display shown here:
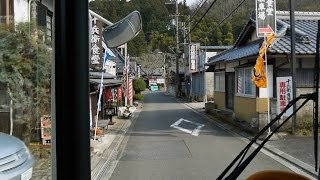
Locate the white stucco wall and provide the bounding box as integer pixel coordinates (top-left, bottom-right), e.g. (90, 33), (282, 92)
(205, 52), (217, 63)
(259, 65), (273, 98)
(14, 0), (53, 23)
(14, 0), (28, 23)
(225, 61), (238, 72)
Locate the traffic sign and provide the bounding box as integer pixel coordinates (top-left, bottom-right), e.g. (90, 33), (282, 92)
(256, 0), (276, 37)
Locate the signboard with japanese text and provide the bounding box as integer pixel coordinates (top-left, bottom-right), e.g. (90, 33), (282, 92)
(190, 44), (196, 71)
(90, 15), (104, 67)
(149, 78), (157, 86)
(256, 0), (276, 37)
(157, 78), (165, 84)
(276, 77), (293, 116)
(189, 43), (199, 72)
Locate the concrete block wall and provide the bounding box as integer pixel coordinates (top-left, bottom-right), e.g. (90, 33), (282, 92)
(205, 72), (214, 100)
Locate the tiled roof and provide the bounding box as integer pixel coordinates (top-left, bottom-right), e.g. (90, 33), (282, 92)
(206, 40), (262, 65)
(199, 46), (232, 50)
(207, 11), (320, 65)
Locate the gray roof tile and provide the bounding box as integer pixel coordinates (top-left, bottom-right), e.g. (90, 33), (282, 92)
(206, 41), (261, 65)
(207, 11), (320, 65)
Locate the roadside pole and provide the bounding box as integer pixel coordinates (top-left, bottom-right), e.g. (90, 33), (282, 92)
(124, 43), (128, 107)
(255, 0), (276, 135)
(289, 0), (297, 132)
(264, 35), (271, 135)
(175, 0), (180, 97)
(6, 0), (9, 28)
(165, 0), (180, 97)
(163, 53), (167, 92)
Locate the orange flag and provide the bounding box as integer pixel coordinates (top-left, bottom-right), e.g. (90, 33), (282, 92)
(251, 33), (275, 88)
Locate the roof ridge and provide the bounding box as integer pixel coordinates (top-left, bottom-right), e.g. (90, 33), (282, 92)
(199, 46), (232, 50)
(276, 11), (320, 20)
(276, 19), (311, 43)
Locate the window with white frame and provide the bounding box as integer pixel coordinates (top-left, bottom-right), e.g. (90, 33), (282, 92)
(37, 3), (53, 44)
(214, 72), (225, 91)
(236, 68), (256, 96)
(46, 14), (52, 42)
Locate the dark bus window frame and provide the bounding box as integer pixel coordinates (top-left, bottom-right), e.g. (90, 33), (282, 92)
(53, 1), (91, 179)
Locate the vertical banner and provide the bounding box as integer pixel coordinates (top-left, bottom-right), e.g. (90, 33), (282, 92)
(251, 33), (275, 88)
(189, 44), (197, 71)
(90, 15), (104, 66)
(276, 76), (293, 116)
(117, 86), (123, 102)
(104, 87), (113, 101)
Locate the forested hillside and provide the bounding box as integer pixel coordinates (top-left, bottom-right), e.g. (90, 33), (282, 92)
(89, 0), (320, 57)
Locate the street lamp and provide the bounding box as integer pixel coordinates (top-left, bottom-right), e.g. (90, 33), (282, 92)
(158, 52), (167, 92)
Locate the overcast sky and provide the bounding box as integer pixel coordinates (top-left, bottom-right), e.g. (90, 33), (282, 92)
(184, 0), (199, 6)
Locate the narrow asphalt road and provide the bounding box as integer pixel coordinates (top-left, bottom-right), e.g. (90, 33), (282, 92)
(108, 92), (291, 179)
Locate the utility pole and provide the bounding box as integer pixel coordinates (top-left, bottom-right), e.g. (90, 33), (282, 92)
(6, 0), (10, 28)
(163, 53), (167, 92)
(188, 15), (191, 43)
(183, 22), (187, 96)
(175, 0), (180, 97)
(166, 0), (180, 97)
(289, 0), (297, 132)
(124, 43), (128, 107)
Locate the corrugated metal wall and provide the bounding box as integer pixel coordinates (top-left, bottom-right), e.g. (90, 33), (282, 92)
(191, 72), (205, 99)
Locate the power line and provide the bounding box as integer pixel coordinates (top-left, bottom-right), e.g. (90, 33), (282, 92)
(177, 0), (208, 35)
(167, 0), (249, 45)
(185, 0), (218, 38)
(186, 0), (249, 40)
(217, 0), (247, 26)
(189, 0), (208, 22)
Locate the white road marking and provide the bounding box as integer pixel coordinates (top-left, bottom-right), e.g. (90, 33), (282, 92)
(170, 118), (205, 136)
(170, 118), (184, 127)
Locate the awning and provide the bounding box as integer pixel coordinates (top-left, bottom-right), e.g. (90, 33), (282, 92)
(205, 65), (215, 72)
(102, 41), (116, 57)
(89, 78), (123, 87)
(89, 71), (116, 78)
(233, 62), (256, 69)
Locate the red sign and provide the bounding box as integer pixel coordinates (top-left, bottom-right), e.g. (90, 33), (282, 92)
(104, 88), (113, 101)
(258, 25), (274, 34)
(276, 77), (293, 116)
(117, 86), (123, 101)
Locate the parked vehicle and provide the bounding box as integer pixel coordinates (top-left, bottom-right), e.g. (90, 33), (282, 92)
(0, 132), (34, 180)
